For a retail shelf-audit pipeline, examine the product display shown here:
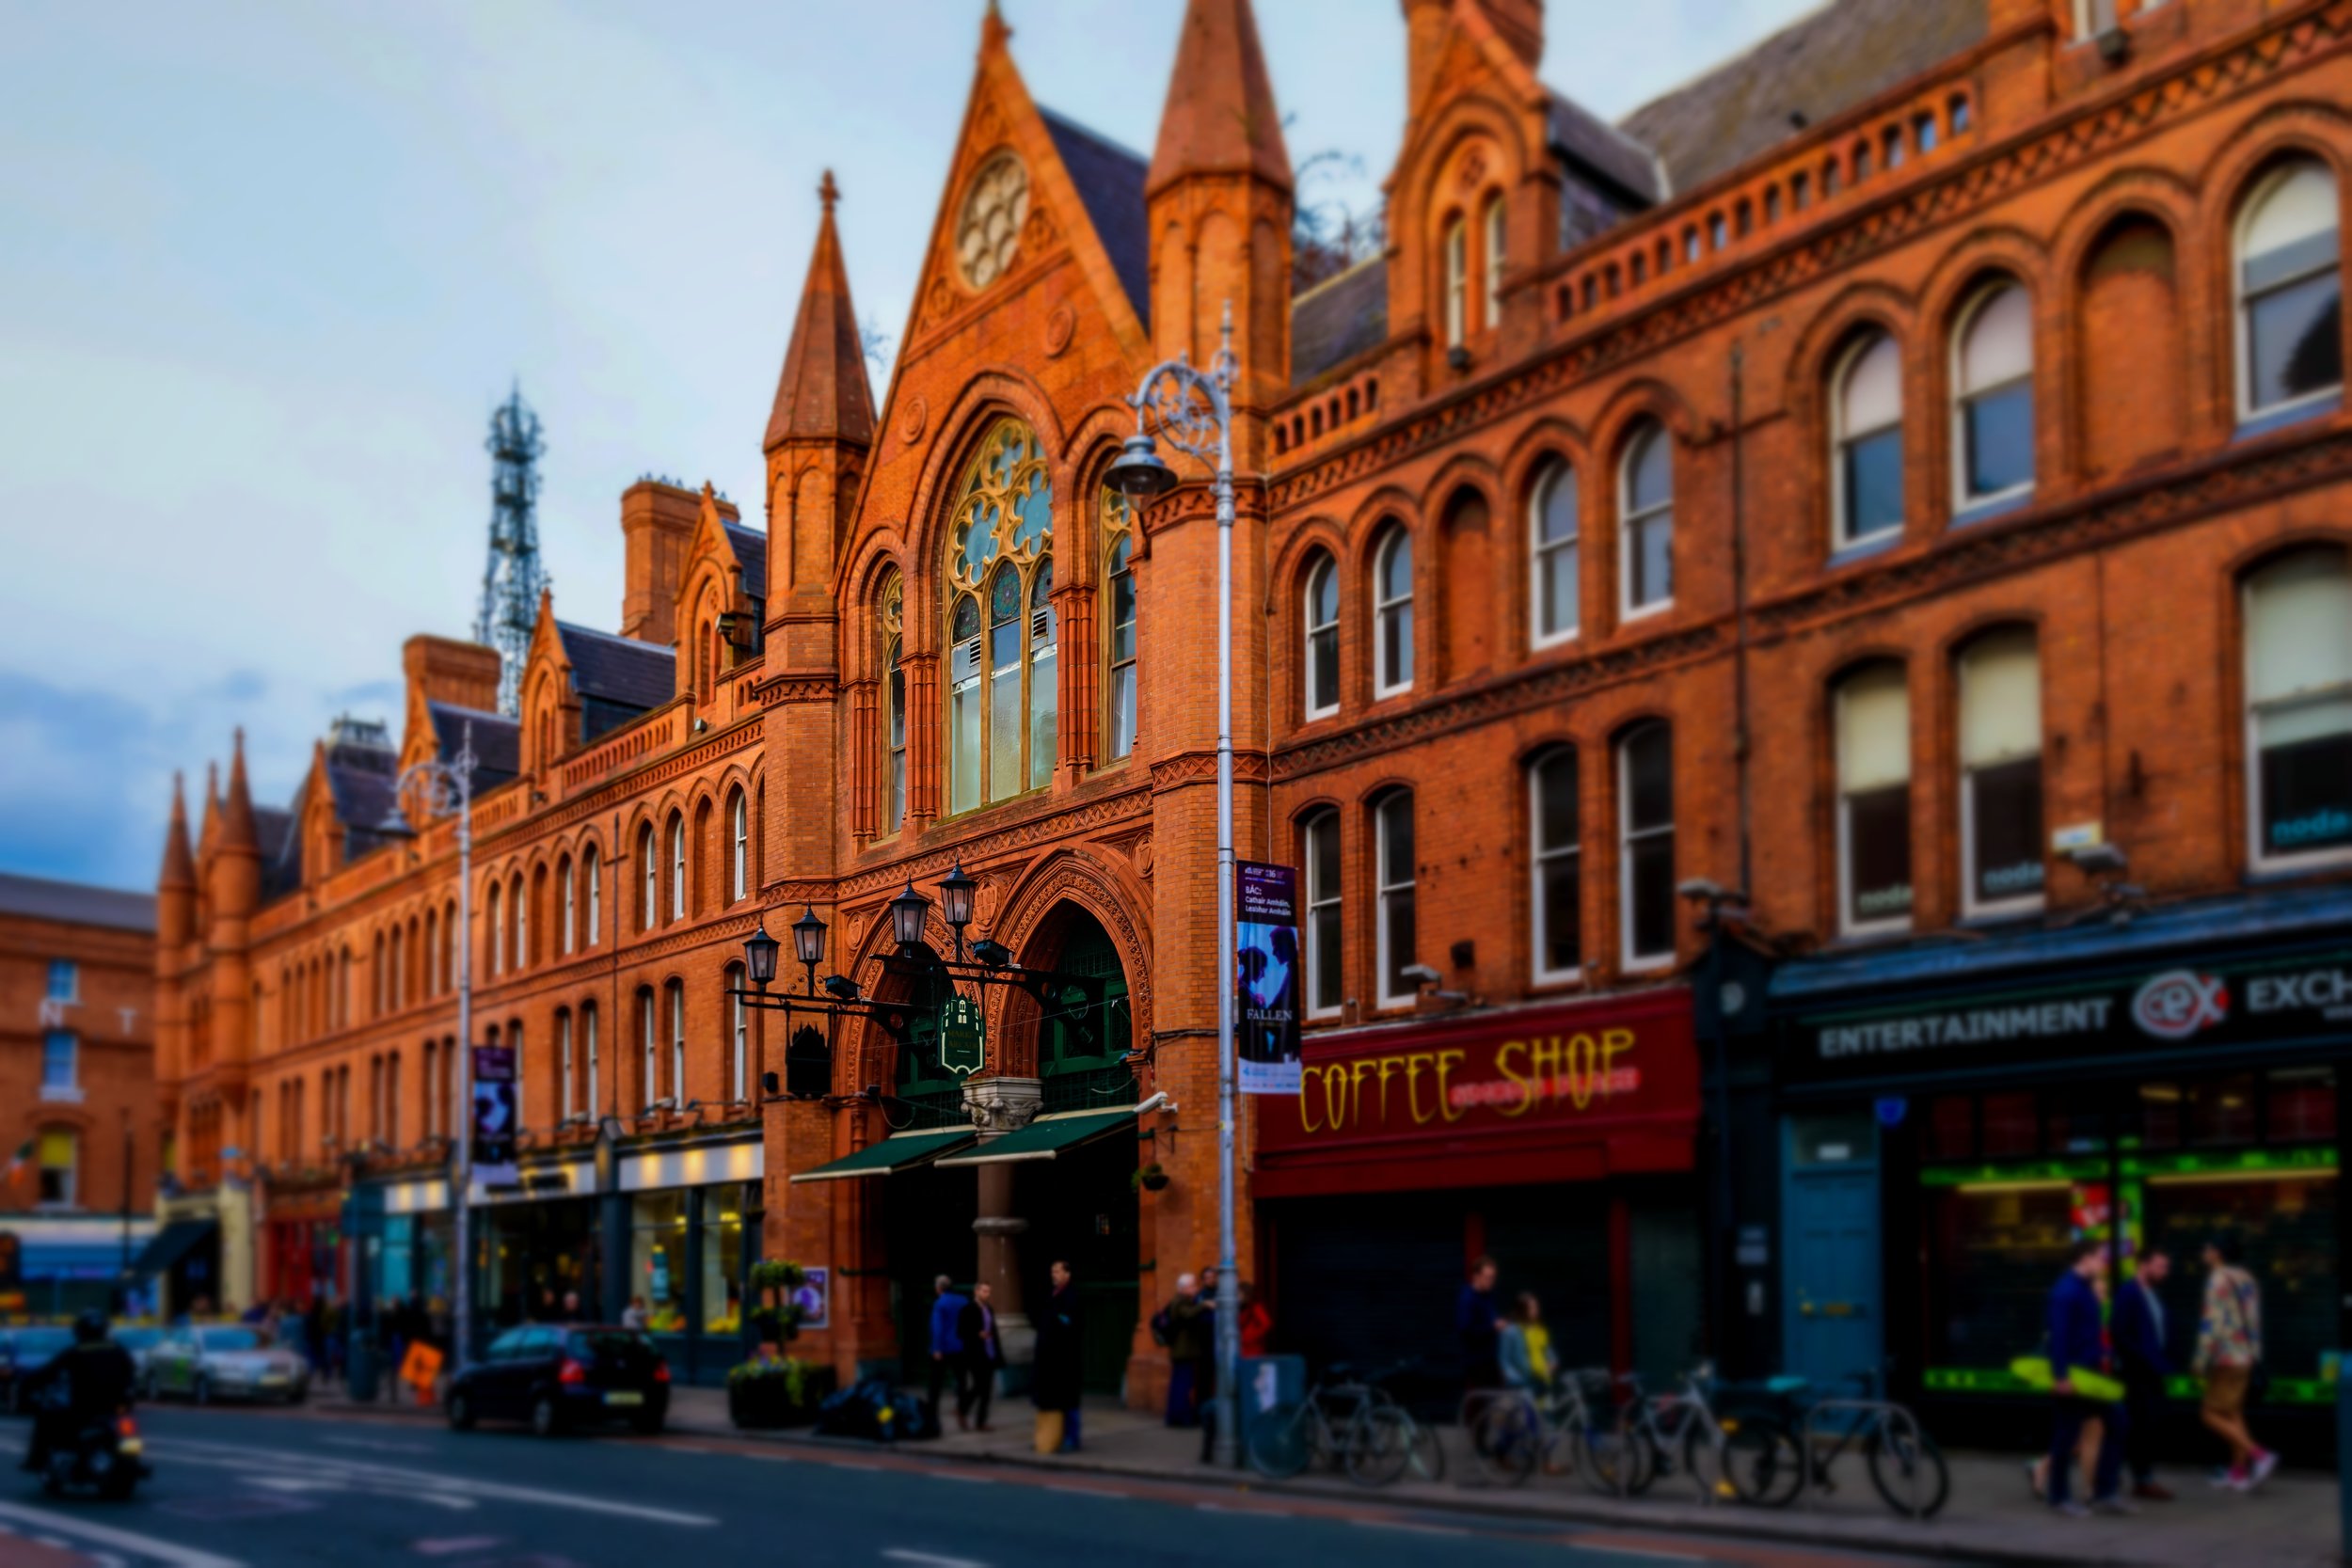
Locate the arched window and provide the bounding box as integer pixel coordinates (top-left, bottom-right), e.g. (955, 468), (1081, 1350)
(667, 814), (686, 922)
(2243, 546), (2352, 869)
(882, 575), (907, 833)
(1303, 553), (1340, 721)
(510, 872), (527, 968)
(425, 910), (439, 995)
(582, 844), (601, 947)
(1834, 329), (1904, 546)
(1958, 629), (2045, 915)
(726, 964), (748, 1102)
(667, 979), (687, 1107)
(1443, 214), (1468, 347)
(1302, 809), (1343, 1018)
(1373, 525), (1414, 698)
(729, 790), (749, 903)
(1531, 749), (1581, 981)
(560, 857), (576, 955)
(372, 931), (385, 1017)
(1104, 488), (1138, 761)
(508, 1018), (524, 1117)
(1616, 721), (1676, 969)
(638, 989), (658, 1112)
(1835, 662), (1914, 935)
(2236, 159), (2344, 422)
(486, 883), (502, 976)
(1620, 423), (1674, 614)
(1953, 282), (2034, 509)
(581, 1003), (600, 1117)
(1374, 790), (1417, 1007)
(1530, 461), (1579, 645)
(637, 825), (656, 931)
(558, 1008), (576, 1122)
(945, 420), (1055, 810)
(1483, 193), (1506, 329)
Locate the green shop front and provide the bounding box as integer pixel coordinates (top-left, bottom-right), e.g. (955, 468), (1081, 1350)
(1767, 887), (2352, 1457)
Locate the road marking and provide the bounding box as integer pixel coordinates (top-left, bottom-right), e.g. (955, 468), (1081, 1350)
(321, 1436), (429, 1455)
(1581, 1549), (1705, 1564)
(824, 1460), (882, 1472)
(1042, 1482), (1108, 1497)
(925, 1471), (993, 1484)
(149, 1438), (718, 1527)
(881, 1552), (989, 1568)
(0, 1501), (246, 1568)
(411, 1539), (505, 1557)
(1348, 1518), (1470, 1537)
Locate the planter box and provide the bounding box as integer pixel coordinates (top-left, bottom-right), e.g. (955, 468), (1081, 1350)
(727, 1365), (837, 1430)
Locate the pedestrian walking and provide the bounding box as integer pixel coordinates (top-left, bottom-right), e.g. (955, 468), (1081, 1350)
(1456, 1256), (1503, 1394)
(2116, 1250), (2175, 1501)
(622, 1295), (649, 1331)
(1498, 1292), (1557, 1395)
(1159, 1273), (1213, 1429)
(1032, 1260), (1085, 1452)
(2195, 1234), (2278, 1491)
(956, 1281), (1003, 1432)
(928, 1274), (970, 1429)
(2043, 1239), (2128, 1517)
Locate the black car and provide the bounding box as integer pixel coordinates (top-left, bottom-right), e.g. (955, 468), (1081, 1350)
(1, 1329), (76, 1416)
(445, 1324), (669, 1437)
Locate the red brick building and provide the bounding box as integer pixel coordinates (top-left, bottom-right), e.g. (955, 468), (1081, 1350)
(161, 0), (2352, 1415)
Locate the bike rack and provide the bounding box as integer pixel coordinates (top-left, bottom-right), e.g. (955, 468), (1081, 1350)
(1799, 1399), (1933, 1520)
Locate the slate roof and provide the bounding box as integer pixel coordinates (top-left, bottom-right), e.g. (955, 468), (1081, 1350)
(1041, 108), (1152, 329)
(427, 702), (521, 789)
(256, 806), (300, 900)
(1549, 93), (1662, 206)
(1290, 258), (1389, 388)
(0, 872), (157, 933)
(723, 523), (768, 602)
(557, 624), (675, 711)
(1619, 0), (1989, 196)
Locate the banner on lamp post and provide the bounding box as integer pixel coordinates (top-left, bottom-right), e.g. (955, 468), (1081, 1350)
(1237, 861), (1303, 1095)
(470, 1044), (517, 1189)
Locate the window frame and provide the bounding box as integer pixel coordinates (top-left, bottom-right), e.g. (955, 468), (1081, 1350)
(1483, 193), (1506, 331)
(1372, 526), (1415, 700)
(1374, 791), (1419, 1010)
(669, 980), (686, 1107)
(1834, 663), (1916, 940)
(1832, 328), (1907, 549)
(638, 826), (656, 932)
(583, 844), (601, 947)
(46, 959), (76, 1003)
(1616, 722), (1677, 973)
(1957, 631), (2048, 920)
(1529, 460), (1580, 648)
(730, 791), (749, 903)
(944, 420), (1057, 814)
(36, 1129), (76, 1209)
(727, 964), (748, 1103)
(2233, 158), (2346, 426)
(2242, 548), (2352, 874)
(558, 1008), (576, 1122)
(1530, 750), (1583, 985)
(668, 815), (686, 922)
(487, 882), (503, 976)
(1302, 809), (1343, 1020)
(1949, 281), (2037, 513)
(40, 1030), (79, 1100)
(1104, 488), (1138, 763)
(560, 858), (576, 955)
(1443, 214), (1469, 348)
(640, 989), (658, 1112)
(583, 1003), (600, 1117)
(1617, 424), (1675, 619)
(1303, 554), (1341, 721)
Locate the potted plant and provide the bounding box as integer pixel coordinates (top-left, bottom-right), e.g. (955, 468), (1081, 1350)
(727, 1354), (830, 1430)
(748, 1259), (807, 1348)
(1132, 1162), (1170, 1194)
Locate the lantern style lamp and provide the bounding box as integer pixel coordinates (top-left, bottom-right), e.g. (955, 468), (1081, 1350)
(938, 861), (977, 958)
(1104, 431), (1177, 499)
(743, 922), (781, 989)
(791, 904), (828, 991)
(890, 879), (931, 951)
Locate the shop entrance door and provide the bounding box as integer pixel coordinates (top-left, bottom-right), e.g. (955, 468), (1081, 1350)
(1783, 1114), (1882, 1391)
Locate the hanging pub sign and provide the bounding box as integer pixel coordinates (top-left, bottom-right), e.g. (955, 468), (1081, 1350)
(939, 994), (986, 1078)
(471, 1043), (518, 1187)
(1236, 861), (1303, 1095)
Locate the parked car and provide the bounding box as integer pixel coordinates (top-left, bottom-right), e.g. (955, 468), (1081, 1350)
(145, 1324), (310, 1404)
(446, 1325), (669, 1437)
(1, 1328), (76, 1416)
(111, 1327), (163, 1392)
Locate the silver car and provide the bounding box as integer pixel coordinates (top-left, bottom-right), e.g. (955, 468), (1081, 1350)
(146, 1325), (310, 1404)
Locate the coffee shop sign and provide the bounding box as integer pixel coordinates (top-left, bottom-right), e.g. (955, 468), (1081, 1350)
(1299, 1030), (1641, 1134)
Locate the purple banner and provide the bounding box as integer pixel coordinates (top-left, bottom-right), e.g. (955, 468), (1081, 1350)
(1237, 861), (1302, 1095)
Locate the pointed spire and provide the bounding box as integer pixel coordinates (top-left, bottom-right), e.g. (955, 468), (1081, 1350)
(160, 771), (196, 891)
(1148, 0), (1292, 198)
(764, 170), (877, 454)
(221, 728), (260, 853)
(981, 0), (1010, 55)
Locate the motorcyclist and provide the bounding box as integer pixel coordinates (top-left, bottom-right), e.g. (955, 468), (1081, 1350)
(18, 1309), (137, 1477)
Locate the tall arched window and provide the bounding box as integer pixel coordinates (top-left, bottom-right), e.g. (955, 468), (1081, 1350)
(1302, 809), (1343, 1018)
(582, 844), (601, 947)
(882, 576), (907, 833)
(486, 883), (503, 976)
(1483, 193), (1506, 329)
(726, 964), (748, 1103)
(1104, 488), (1137, 761)
(1304, 553), (1340, 721)
(558, 1008), (576, 1122)
(1616, 721), (1676, 969)
(729, 790), (749, 903)
(945, 420), (1055, 810)
(1835, 662), (1914, 935)
(638, 989), (658, 1111)
(1530, 461), (1579, 645)
(1834, 329), (1905, 546)
(425, 909), (439, 995)
(637, 824), (656, 931)
(510, 872), (527, 968)
(1958, 629), (2045, 915)
(560, 857), (576, 955)
(1443, 214), (1469, 347)
(2243, 546), (2352, 869)
(668, 980), (686, 1107)
(1373, 525), (1414, 698)
(1531, 749), (1581, 982)
(667, 814), (686, 921)
(1619, 423), (1674, 614)
(2236, 159), (2344, 423)
(582, 1003), (600, 1117)
(1953, 282), (2034, 509)
(1374, 791), (1417, 1008)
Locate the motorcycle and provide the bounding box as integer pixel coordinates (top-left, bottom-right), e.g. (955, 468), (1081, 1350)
(33, 1390), (148, 1501)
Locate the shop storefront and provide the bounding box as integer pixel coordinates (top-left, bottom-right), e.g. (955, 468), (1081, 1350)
(1767, 887), (2352, 1453)
(261, 1180), (343, 1308)
(1255, 990), (1702, 1403)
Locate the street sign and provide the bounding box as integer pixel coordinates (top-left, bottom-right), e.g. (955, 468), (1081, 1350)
(939, 994), (985, 1078)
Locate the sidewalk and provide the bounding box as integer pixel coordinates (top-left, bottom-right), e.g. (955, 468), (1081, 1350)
(653, 1388), (2340, 1568)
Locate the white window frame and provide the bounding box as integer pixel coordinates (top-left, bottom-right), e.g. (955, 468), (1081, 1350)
(512, 876), (528, 968)
(1618, 426), (1674, 620)
(1303, 809), (1343, 1020)
(1832, 330), (1905, 549)
(668, 817), (686, 921)
(639, 827), (656, 932)
(487, 884), (503, 976)
(561, 860), (576, 955)
(729, 970), (748, 1102)
(1529, 461), (1580, 649)
(1374, 792), (1418, 1010)
(669, 982), (686, 1105)
(1949, 282), (2036, 512)
(559, 1010), (576, 1121)
(2234, 159), (2345, 425)
(1835, 668), (1915, 940)
(1530, 752), (1582, 985)
(1617, 724), (1677, 973)
(1373, 529), (1414, 700)
(1958, 635), (2047, 920)
(730, 792), (749, 903)
(2243, 552), (2352, 874)
(1443, 215), (1468, 348)
(1304, 557), (1341, 721)
(583, 1005), (600, 1117)
(641, 991), (658, 1111)
(584, 845), (602, 947)
(1483, 194), (1506, 330)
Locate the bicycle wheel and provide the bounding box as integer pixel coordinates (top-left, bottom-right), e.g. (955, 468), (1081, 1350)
(1346, 1406), (1419, 1488)
(1404, 1415), (1445, 1483)
(1866, 1423), (1949, 1519)
(1720, 1418), (1804, 1508)
(1573, 1415), (1654, 1497)
(1470, 1399), (1542, 1486)
(1247, 1403), (1313, 1480)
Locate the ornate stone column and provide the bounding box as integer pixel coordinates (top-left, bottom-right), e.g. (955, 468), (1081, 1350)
(964, 1075), (1041, 1370)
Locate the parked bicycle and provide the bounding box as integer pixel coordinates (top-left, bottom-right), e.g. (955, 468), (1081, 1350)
(1770, 1371), (1949, 1519)
(1599, 1364), (1802, 1506)
(1464, 1368), (1634, 1489)
(1247, 1360), (1441, 1487)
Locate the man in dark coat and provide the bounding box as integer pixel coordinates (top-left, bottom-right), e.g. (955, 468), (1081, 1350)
(2115, 1249), (2174, 1501)
(955, 1281), (1004, 1432)
(2045, 1238), (2126, 1515)
(1031, 1260), (1085, 1452)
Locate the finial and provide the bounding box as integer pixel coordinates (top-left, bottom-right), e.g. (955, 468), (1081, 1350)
(981, 0), (1009, 51)
(819, 169), (839, 214)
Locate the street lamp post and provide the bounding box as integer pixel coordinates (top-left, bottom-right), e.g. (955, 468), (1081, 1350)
(388, 722), (477, 1366)
(1106, 301), (1242, 1466)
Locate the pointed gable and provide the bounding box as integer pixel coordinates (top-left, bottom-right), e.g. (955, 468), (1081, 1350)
(766, 171), (877, 454)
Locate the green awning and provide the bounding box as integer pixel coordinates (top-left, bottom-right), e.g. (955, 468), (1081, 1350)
(788, 1129), (975, 1183)
(934, 1110), (1136, 1168)
(127, 1219), (215, 1278)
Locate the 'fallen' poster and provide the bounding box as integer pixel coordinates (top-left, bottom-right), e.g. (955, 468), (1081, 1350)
(1237, 861), (1302, 1095)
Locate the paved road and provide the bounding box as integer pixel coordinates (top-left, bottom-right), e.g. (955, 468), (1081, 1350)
(0, 1405), (1961, 1568)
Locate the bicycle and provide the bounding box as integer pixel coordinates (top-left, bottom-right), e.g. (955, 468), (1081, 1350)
(1247, 1360), (1438, 1487)
(1774, 1371), (1949, 1519)
(1606, 1364), (1803, 1506)
(1465, 1369), (1634, 1490)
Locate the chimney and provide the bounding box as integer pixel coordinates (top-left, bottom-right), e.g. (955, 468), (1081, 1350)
(402, 635), (502, 715)
(620, 480), (703, 647)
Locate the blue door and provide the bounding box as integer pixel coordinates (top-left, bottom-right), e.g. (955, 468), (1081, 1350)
(1782, 1114), (1883, 1393)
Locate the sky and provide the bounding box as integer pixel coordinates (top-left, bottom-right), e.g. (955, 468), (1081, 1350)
(0, 0), (1820, 893)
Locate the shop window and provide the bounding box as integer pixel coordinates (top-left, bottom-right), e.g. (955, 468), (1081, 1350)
(1372, 525), (1414, 698)
(2234, 159), (2343, 425)
(1302, 810), (1343, 1018)
(2044, 1092), (2109, 1155)
(582, 844), (601, 946)
(1980, 1091), (2039, 1158)
(1104, 490), (1137, 761)
(1927, 1096), (1976, 1161)
(946, 420), (1054, 811)
(1529, 460), (1579, 646)
(2146, 1143), (2336, 1393)
(2134, 1082), (2184, 1150)
(2269, 1068), (2337, 1143)
(630, 1192), (690, 1334)
(1835, 662), (1914, 935)
(1833, 328), (1904, 547)
(38, 1129), (76, 1206)
(1957, 630), (2044, 916)
(1619, 422), (1674, 615)
(1303, 552), (1340, 720)
(1374, 791), (1418, 1008)
(1616, 721), (1676, 969)
(2190, 1074), (2260, 1147)
(1530, 749), (1581, 982)
(1953, 281), (2034, 510)
(2242, 547), (2352, 869)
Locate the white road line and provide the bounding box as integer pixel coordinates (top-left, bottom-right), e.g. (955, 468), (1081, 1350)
(881, 1551), (990, 1568)
(320, 1436), (429, 1454)
(0, 1501), (246, 1568)
(147, 1438), (719, 1528)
